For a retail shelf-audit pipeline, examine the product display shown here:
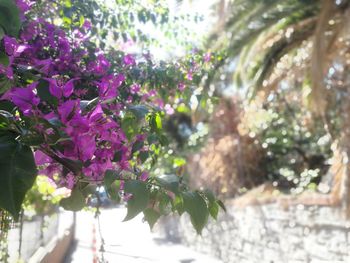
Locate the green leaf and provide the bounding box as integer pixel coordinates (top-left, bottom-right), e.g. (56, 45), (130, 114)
(33, 118), (62, 145)
(0, 110), (11, 129)
(113, 150), (123, 162)
(61, 158), (83, 172)
(0, 110), (13, 120)
(139, 151), (149, 163)
(60, 187), (86, 211)
(173, 157), (186, 168)
(0, 0), (21, 37)
(143, 208), (160, 229)
(123, 180), (149, 221)
(203, 189), (215, 204)
(149, 112), (162, 133)
(159, 192), (172, 215)
(183, 191), (209, 234)
(104, 170), (120, 187)
(0, 100), (15, 112)
(63, 16), (72, 26)
(36, 80), (58, 106)
(203, 189), (219, 220)
(217, 199), (227, 213)
(106, 181), (121, 202)
(209, 201), (219, 220)
(0, 132), (37, 220)
(0, 77), (12, 95)
(0, 52), (9, 66)
(79, 182), (97, 197)
(64, 0), (72, 8)
(158, 134), (168, 146)
(173, 194), (184, 215)
(121, 115), (138, 140)
(79, 15), (85, 27)
(0, 27), (4, 40)
(156, 174), (180, 194)
(20, 131), (45, 146)
(147, 134), (158, 144)
(155, 113), (162, 130)
(128, 105), (149, 120)
(132, 140), (144, 154)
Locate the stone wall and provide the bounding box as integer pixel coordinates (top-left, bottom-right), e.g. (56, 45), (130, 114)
(161, 202), (350, 262)
(157, 144), (350, 262)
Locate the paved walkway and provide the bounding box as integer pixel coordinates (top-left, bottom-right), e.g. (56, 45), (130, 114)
(64, 208), (222, 263)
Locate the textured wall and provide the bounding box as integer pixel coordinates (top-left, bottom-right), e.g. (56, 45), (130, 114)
(161, 202), (350, 262)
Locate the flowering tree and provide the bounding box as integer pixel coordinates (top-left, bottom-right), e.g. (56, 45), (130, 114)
(0, 0), (224, 234)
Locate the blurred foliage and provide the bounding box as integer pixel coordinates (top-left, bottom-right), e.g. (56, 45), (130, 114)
(239, 86), (334, 194)
(187, 99), (265, 198)
(185, 0), (350, 197)
(23, 176), (65, 216)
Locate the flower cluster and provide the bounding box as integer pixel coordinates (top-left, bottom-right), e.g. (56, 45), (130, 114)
(0, 0), (226, 234)
(0, 0), (211, 190)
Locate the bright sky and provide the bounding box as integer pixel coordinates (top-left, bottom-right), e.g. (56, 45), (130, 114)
(105, 0), (217, 59)
(150, 0), (217, 59)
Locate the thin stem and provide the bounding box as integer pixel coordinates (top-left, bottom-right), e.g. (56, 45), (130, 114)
(39, 147), (81, 176)
(17, 210), (24, 258)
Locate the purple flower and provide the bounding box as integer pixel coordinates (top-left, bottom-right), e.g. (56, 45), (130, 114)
(0, 64), (13, 79)
(33, 59), (52, 75)
(15, 0), (33, 19)
(164, 104), (174, 115)
(82, 20), (92, 30)
(58, 100), (79, 123)
(39, 163), (62, 180)
(186, 72), (193, 81)
(89, 104), (104, 123)
(3, 36), (17, 56)
(21, 21), (39, 41)
(140, 171), (149, 181)
(119, 180), (125, 190)
(65, 173), (75, 189)
(3, 36), (28, 57)
(97, 74), (125, 100)
(61, 141), (78, 160)
(46, 78), (78, 98)
(130, 83), (140, 94)
(115, 73), (126, 87)
(123, 54), (135, 66)
(76, 134), (96, 161)
(94, 148), (114, 159)
(34, 150), (52, 166)
(178, 82), (185, 92)
(83, 159), (113, 180)
(204, 52), (211, 62)
(58, 36), (71, 55)
(88, 54), (110, 75)
(155, 98), (164, 108)
(62, 79), (77, 97)
(65, 114), (90, 135)
(7, 82), (39, 115)
(119, 159), (130, 170)
(0, 36), (28, 79)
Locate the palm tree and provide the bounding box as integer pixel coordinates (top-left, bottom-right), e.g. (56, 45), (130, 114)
(210, 0), (350, 115)
(204, 0), (350, 199)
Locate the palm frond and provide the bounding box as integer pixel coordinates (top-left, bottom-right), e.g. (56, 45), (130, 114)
(252, 17), (316, 88)
(226, 1), (319, 58)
